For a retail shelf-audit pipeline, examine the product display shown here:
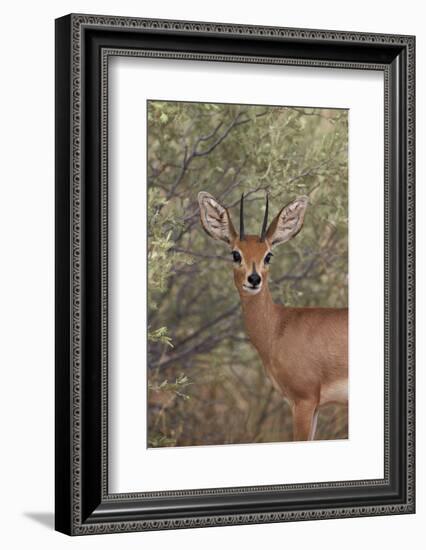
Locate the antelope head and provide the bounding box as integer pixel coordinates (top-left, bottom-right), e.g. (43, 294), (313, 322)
(198, 192), (309, 296)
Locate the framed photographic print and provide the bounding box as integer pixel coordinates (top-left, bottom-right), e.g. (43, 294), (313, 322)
(55, 14), (415, 535)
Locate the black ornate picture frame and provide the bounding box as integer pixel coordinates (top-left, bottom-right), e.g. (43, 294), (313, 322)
(55, 14), (415, 536)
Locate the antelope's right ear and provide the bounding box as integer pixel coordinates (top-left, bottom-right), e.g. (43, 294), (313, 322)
(198, 192), (237, 245)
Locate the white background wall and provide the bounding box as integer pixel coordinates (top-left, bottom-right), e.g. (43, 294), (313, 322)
(0, 0), (422, 548)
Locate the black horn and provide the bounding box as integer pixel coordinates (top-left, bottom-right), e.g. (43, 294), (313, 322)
(260, 194), (269, 241)
(239, 193), (245, 240)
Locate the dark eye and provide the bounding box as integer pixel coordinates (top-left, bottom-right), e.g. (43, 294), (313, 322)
(264, 252), (273, 264)
(232, 251), (242, 263)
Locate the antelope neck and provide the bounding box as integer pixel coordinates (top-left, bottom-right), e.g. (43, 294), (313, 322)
(239, 285), (277, 360)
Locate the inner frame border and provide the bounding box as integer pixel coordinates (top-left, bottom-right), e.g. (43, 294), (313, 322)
(102, 48), (389, 500)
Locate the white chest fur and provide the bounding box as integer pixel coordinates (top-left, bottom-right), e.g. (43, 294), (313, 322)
(320, 379), (348, 405)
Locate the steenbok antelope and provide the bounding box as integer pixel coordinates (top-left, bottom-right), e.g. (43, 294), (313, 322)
(198, 191), (348, 441)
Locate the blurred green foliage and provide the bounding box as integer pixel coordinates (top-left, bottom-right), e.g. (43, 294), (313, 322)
(147, 101), (348, 447)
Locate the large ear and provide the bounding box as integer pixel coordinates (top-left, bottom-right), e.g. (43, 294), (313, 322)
(265, 196), (309, 246)
(198, 192), (237, 244)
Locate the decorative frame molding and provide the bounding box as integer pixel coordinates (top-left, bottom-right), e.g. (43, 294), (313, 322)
(55, 14), (415, 535)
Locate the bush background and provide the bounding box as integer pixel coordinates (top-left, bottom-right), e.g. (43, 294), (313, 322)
(147, 100), (348, 447)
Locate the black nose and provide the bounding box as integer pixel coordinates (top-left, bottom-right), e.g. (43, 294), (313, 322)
(247, 272), (261, 287)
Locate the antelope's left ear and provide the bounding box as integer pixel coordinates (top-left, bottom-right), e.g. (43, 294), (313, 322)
(266, 196), (309, 247)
